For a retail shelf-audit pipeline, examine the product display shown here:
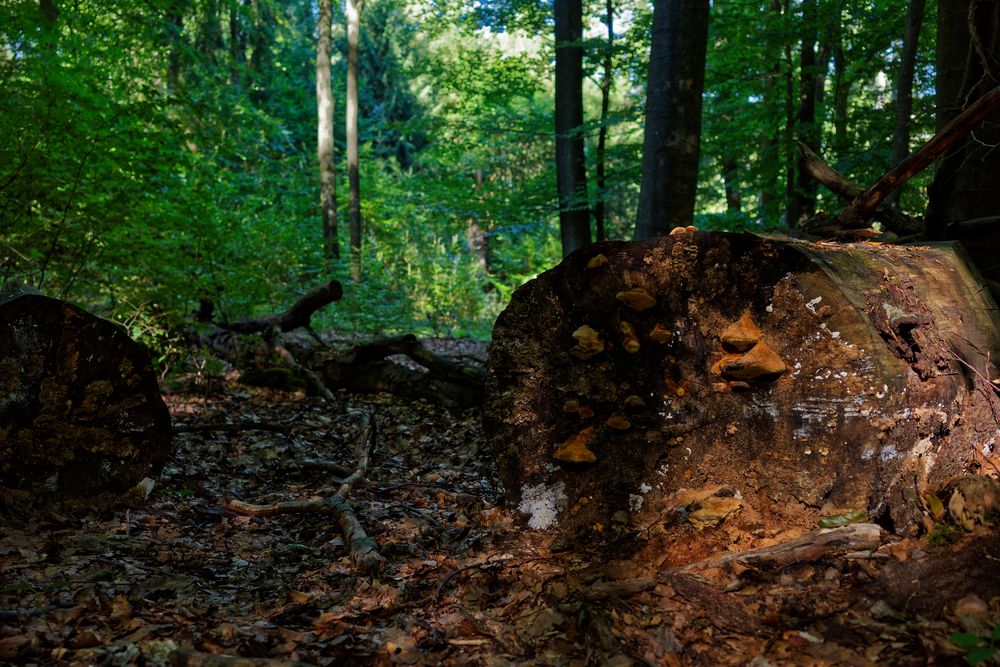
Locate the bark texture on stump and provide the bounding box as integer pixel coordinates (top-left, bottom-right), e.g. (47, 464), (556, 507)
(0, 293), (172, 496)
(485, 232), (1000, 542)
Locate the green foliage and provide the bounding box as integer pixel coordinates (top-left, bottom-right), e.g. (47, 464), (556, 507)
(950, 626), (1000, 665)
(0, 0), (946, 353)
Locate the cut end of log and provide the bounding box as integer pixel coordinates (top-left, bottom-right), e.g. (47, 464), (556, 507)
(485, 232), (1000, 545)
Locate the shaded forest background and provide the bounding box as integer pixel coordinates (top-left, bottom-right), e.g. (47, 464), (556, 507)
(1, 0), (943, 353)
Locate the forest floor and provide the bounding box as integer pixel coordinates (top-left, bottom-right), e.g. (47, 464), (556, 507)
(2, 338), (999, 666)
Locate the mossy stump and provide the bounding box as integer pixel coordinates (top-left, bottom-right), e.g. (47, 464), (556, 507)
(485, 232), (1000, 547)
(0, 293), (172, 497)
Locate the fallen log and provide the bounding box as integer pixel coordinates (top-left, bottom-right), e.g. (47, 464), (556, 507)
(484, 232), (1000, 542)
(198, 284), (483, 408)
(0, 290), (171, 497)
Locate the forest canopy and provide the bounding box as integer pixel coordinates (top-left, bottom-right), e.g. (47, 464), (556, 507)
(0, 0), (947, 352)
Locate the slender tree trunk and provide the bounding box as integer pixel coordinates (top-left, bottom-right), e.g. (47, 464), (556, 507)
(317, 0), (338, 262)
(594, 0), (614, 242)
(229, 1), (245, 85)
(885, 0), (926, 207)
(784, 38), (797, 227)
(832, 33), (849, 155)
(166, 2), (184, 96)
(723, 158), (741, 212)
(633, 0), (710, 239)
(347, 0), (364, 280)
(554, 0), (592, 255)
(794, 0), (819, 224)
(758, 0), (783, 223)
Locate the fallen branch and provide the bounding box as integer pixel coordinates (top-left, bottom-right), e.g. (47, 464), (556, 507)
(223, 280), (343, 335)
(227, 413), (385, 572)
(835, 85), (1000, 228)
(798, 142), (921, 236)
(674, 523), (883, 573)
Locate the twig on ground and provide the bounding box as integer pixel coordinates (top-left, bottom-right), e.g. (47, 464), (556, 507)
(226, 412), (385, 572)
(173, 422), (290, 434)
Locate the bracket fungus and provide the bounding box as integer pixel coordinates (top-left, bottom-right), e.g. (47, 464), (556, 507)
(720, 311), (763, 353)
(570, 325), (605, 360)
(563, 399), (594, 419)
(605, 414), (632, 430)
(616, 287), (656, 312)
(649, 323), (671, 344)
(586, 254), (609, 269)
(712, 312), (787, 381)
(619, 322), (640, 353)
(554, 426), (597, 463)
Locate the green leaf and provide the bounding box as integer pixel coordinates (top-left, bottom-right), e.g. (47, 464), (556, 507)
(964, 647), (996, 665)
(950, 633), (987, 649)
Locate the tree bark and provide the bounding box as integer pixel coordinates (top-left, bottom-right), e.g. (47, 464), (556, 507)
(317, 0), (339, 262)
(885, 0), (926, 208)
(485, 232), (1000, 540)
(634, 0), (710, 239)
(793, 0), (819, 225)
(346, 0), (364, 280)
(554, 0), (592, 255)
(925, 0), (1000, 287)
(835, 85), (1000, 229)
(594, 0), (614, 242)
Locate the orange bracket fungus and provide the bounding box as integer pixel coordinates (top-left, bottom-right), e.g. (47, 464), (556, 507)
(616, 287), (656, 312)
(720, 311), (763, 353)
(586, 254), (609, 269)
(712, 312), (787, 381)
(554, 426), (597, 463)
(619, 321), (640, 353)
(605, 414), (632, 430)
(648, 323), (671, 344)
(570, 325), (605, 360)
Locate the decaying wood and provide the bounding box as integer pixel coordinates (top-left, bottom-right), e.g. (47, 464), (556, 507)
(316, 334), (485, 409)
(835, 84), (1000, 228)
(227, 413), (385, 572)
(200, 289), (484, 408)
(222, 280), (343, 335)
(0, 292), (172, 497)
(485, 232), (1000, 542)
(797, 142), (919, 235)
(676, 523), (883, 573)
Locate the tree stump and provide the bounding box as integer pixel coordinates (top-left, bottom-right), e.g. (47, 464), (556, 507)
(484, 232), (1000, 542)
(0, 293), (172, 497)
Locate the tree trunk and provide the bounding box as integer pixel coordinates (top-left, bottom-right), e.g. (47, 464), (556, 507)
(758, 0), (784, 223)
(793, 0), (819, 224)
(0, 291), (172, 497)
(832, 33), (849, 155)
(634, 0), (710, 240)
(554, 0), (592, 256)
(317, 0), (339, 262)
(594, 0), (614, 242)
(722, 157), (741, 213)
(885, 0), (926, 208)
(485, 232), (1000, 540)
(346, 0), (364, 280)
(925, 0), (1000, 286)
